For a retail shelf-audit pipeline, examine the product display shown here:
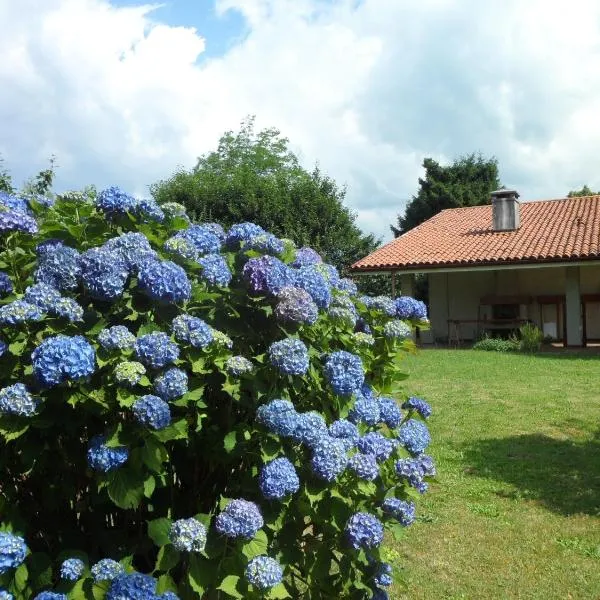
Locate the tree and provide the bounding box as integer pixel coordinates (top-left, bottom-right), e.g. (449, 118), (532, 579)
(150, 117), (379, 273)
(0, 155), (14, 194)
(567, 185), (600, 197)
(392, 153), (501, 236)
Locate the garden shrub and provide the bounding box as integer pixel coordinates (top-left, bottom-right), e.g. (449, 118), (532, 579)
(517, 323), (544, 353)
(0, 187), (434, 599)
(472, 336), (519, 353)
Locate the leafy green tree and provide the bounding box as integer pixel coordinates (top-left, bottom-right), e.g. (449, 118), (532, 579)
(0, 155), (15, 194)
(567, 185), (600, 197)
(392, 153), (501, 236)
(150, 117), (379, 274)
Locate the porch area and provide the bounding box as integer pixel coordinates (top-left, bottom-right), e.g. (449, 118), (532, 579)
(399, 263), (600, 348)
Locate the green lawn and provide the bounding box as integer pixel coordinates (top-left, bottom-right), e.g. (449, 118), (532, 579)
(388, 349), (600, 600)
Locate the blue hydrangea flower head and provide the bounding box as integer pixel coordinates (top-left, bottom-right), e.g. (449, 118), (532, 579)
(310, 436), (348, 481)
(132, 395), (171, 430)
(0, 532), (27, 574)
(357, 432), (398, 462)
(345, 512), (384, 550)
(32, 335), (96, 387)
(259, 457), (300, 500)
(96, 186), (137, 216)
(225, 222), (265, 247)
(245, 233), (285, 255)
(106, 573), (157, 600)
(256, 399), (298, 437)
(355, 317), (372, 334)
(402, 396), (432, 418)
(0, 272), (13, 297)
(138, 260), (191, 304)
(394, 457), (433, 493)
(367, 296), (397, 316)
(333, 277), (358, 295)
(197, 254), (232, 287)
(374, 562), (393, 587)
(173, 225), (221, 255)
(324, 351), (364, 396)
(291, 247), (322, 268)
(398, 419), (431, 454)
(80, 247), (129, 301)
(164, 236), (199, 262)
(275, 286), (319, 325)
(87, 436), (129, 472)
(315, 262), (340, 284)
(135, 332), (179, 369)
(416, 454), (436, 477)
(0, 300), (44, 325)
(33, 593), (66, 600)
(378, 397), (403, 429)
(114, 361), (146, 387)
(0, 590), (13, 600)
(0, 191), (30, 214)
(328, 419), (359, 450)
(384, 319), (412, 340)
(210, 328), (233, 349)
(225, 356), (254, 376)
(201, 222), (225, 240)
(382, 498), (416, 526)
(171, 315), (213, 348)
(154, 368), (188, 401)
(330, 293), (357, 314)
(98, 326), (136, 351)
(243, 255), (295, 296)
(104, 232), (157, 273)
(34, 243), (80, 291)
(268, 338), (309, 375)
(348, 396), (380, 426)
(53, 297), (84, 322)
(348, 453), (379, 481)
(0, 210), (38, 234)
(292, 411), (328, 447)
(395, 296), (428, 320)
(91, 559), (124, 582)
(0, 383), (38, 416)
(169, 518), (207, 552)
(158, 593), (180, 600)
(135, 197), (164, 222)
(245, 556), (283, 590)
(293, 266), (331, 308)
(60, 558), (85, 581)
(215, 499), (264, 539)
(0, 340), (6, 358)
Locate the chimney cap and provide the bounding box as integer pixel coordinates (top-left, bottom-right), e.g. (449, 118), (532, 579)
(491, 189), (520, 199)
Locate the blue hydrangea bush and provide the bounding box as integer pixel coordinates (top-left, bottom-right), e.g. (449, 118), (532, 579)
(0, 188), (433, 599)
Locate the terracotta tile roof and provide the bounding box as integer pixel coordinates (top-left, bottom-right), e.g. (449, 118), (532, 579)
(352, 196), (600, 271)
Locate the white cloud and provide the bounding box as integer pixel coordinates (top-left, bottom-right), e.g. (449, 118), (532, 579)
(2, 0), (600, 244)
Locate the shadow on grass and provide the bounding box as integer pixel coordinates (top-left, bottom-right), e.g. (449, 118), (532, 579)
(464, 431), (600, 516)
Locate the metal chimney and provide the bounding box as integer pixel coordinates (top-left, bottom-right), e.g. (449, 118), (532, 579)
(491, 189), (520, 231)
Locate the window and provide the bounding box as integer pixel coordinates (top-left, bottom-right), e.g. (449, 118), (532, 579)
(492, 304), (519, 320)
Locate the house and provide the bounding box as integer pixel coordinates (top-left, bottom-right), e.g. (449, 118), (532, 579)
(351, 190), (600, 347)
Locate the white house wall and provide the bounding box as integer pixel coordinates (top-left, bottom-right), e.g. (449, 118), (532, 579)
(428, 264), (600, 342)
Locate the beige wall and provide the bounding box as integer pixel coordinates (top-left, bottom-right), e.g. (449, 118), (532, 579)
(428, 264), (600, 342)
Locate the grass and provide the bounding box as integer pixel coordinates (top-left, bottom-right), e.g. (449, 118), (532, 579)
(388, 349), (600, 600)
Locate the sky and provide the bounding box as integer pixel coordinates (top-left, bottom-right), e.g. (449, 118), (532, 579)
(2, 0), (600, 242)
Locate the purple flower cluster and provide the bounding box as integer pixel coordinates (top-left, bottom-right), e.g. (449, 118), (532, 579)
(98, 325), (136, 351)
(378, 397), (403, 428)
(256, 399), (299, 437)
(293, 266), (331, 308)
(395, 455), (435, 493)
(274, 286), (319, 325)
(34, 242), (80, 291)
(169, 518), (207, 552)
(402, 396), (432, 418)
(225, 222), (265, 247)
(382, 497), (416, 526)
(243, 256), (294, 296)
(0, 300), (43, 325)
(328, 419), (360, 450)
(0, 210), (38, 234)
(310, 436), (348, 481)
(104, 232), (157, 273)
(348, 453), (379, 480)
(357, 432), (398, 462)
(132, 395), (171, 430)
(197, 253), (232, 287)
(172, 225), (221, 255)
(154, 368), (188, 401)
(0, 383), (38, 416)
(171, 315), (213, 348)
(0, 272), (13, 296)
(80, 247), (128, 301)
(291, 247), (322, 268)
(246, 556), (283, 590)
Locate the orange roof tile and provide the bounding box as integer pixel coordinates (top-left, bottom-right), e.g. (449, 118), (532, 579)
(352, 196), (600, 271)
